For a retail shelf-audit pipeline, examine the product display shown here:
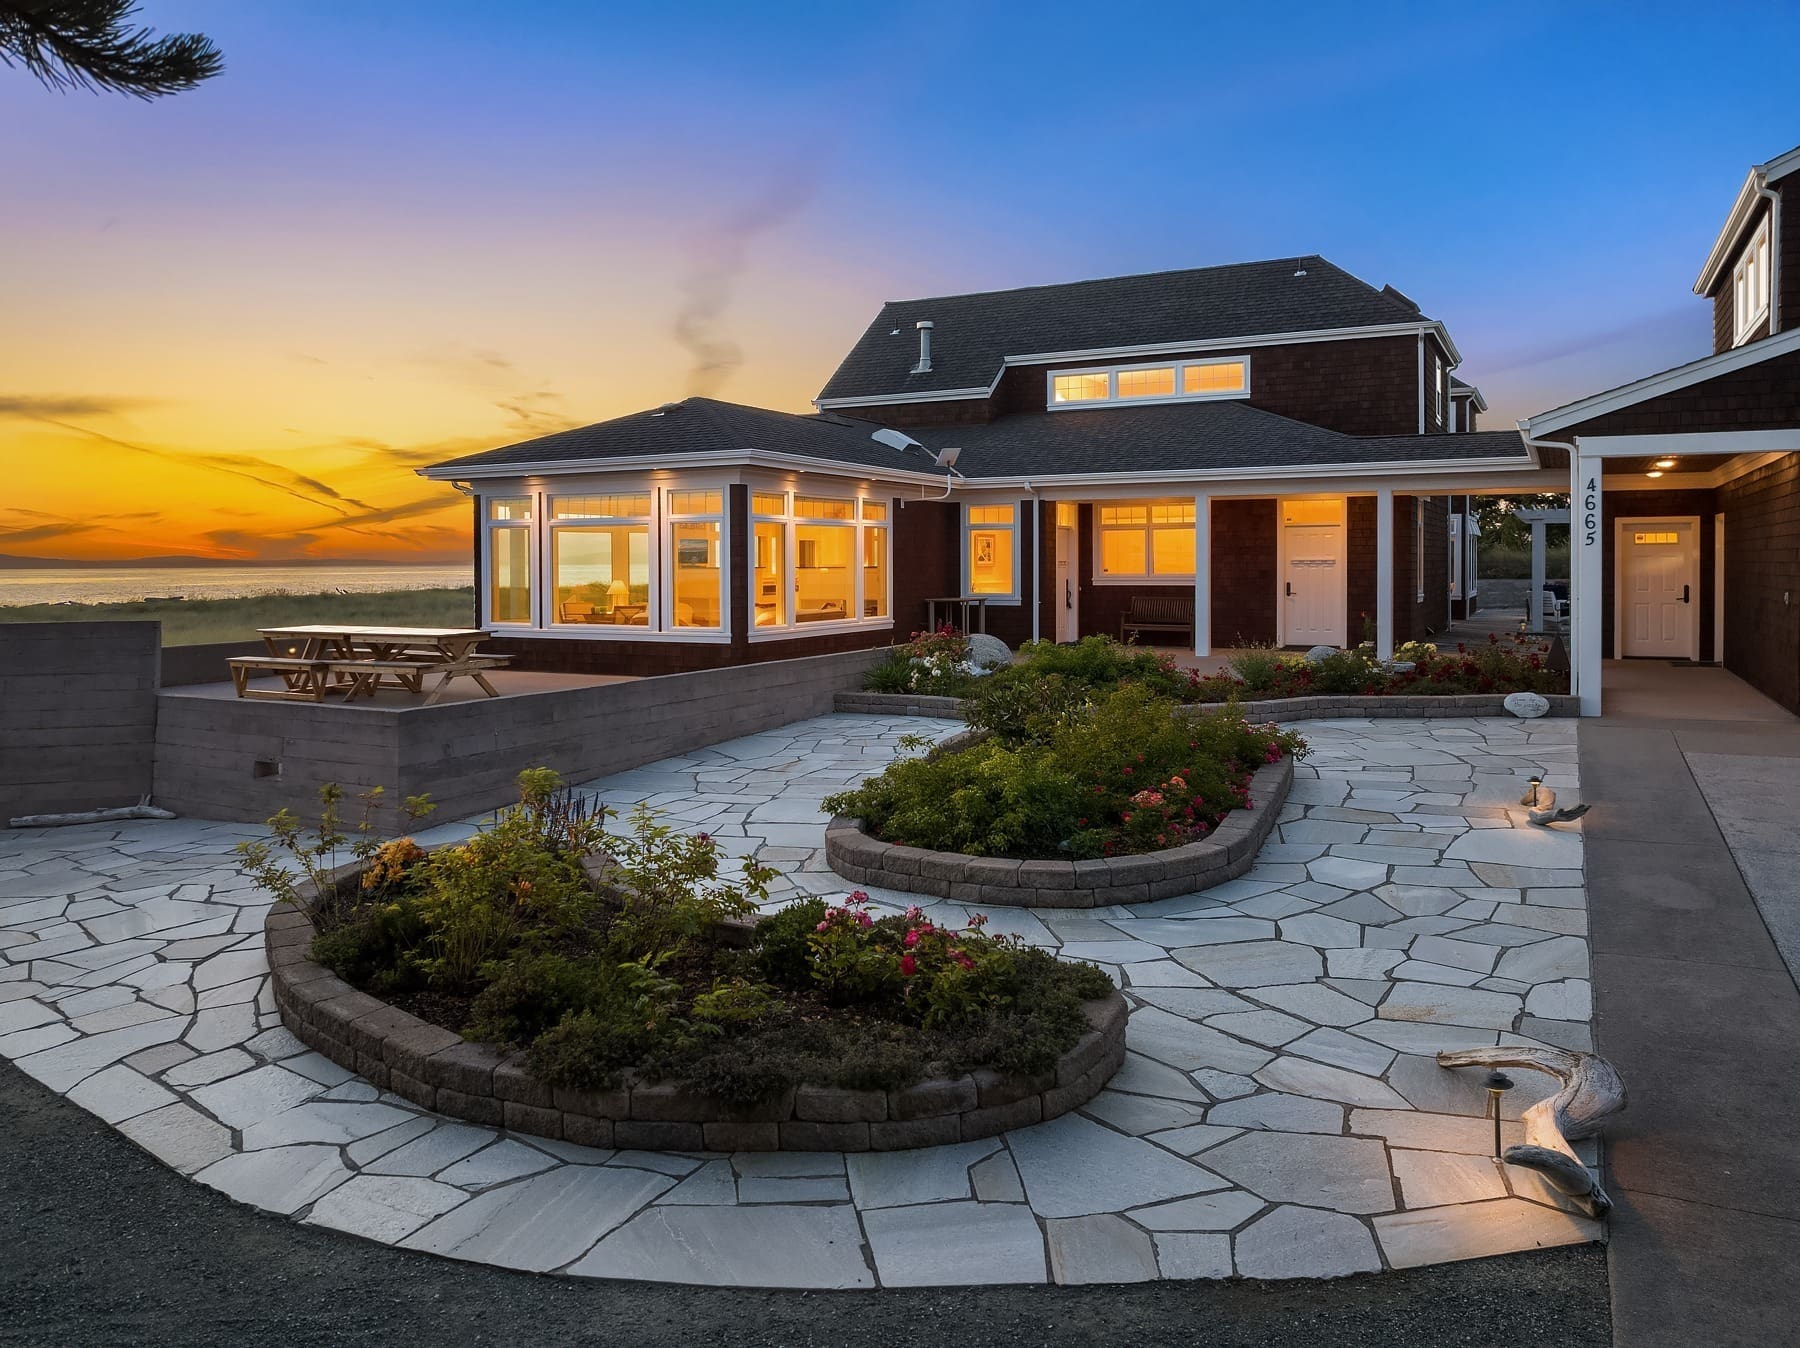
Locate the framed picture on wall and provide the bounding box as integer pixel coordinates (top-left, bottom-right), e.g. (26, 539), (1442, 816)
(975, 535), (994, 566)
(678, 539), (711, 568)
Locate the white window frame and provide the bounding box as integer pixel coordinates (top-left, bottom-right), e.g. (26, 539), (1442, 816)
(546, 492), (654, 631)
(1435, 362), (1447, 427)
(1091, 499), (1199, 585)
(482, 494), (536, 628)
(962, 501), (1021, 604)
(745, 487), (895, 642)
(1733, 218), (1772, 346)
(1045, 355), (1251, 411)
(662, 487), (729, 636)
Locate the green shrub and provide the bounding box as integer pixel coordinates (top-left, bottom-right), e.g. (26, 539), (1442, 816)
(1226, 644), (1291, 693)
(1310, 649), (1381, 696)
(753, 896), (829, 989)
(861, 625), (977, 696)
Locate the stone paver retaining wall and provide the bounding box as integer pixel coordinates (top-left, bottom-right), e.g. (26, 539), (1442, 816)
(826, 757), (1292, 908)
(268, 903), (1126, 1152)
(834, 689), (1578, 721)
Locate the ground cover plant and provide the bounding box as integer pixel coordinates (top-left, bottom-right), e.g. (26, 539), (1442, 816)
(239, 771), (1111, 1104)
(825, 683), (1306, 860)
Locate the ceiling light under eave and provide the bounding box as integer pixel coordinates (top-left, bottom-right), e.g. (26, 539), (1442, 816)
(1654, 458), (1677, 469)
(1646, 470), (1664, 478)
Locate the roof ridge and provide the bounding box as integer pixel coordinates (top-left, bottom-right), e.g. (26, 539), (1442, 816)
(878, 254), (1335, 307)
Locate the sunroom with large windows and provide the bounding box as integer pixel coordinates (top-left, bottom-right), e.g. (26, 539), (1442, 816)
(471, 474), (899, 651)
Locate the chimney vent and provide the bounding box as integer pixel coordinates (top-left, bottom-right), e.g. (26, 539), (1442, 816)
(912, 320), (934, 374)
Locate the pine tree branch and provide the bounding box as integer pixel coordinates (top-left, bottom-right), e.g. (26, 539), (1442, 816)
(0, 0), (222, 99)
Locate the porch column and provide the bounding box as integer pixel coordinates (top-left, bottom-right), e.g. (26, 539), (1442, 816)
(1574, 450), (1604, 716)
(1375, 487), (1395, 660)
(1193, 491), (1211, 658)
(1529, 518), (1547, 632)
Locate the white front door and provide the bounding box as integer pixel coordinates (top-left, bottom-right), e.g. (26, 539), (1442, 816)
(1281, 508), (1345, 647)
(1054, 523), (1079, 642)
(1620, 519), (1698, 659)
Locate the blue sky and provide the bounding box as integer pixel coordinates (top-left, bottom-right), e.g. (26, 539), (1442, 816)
(3, 0), (1794, 558)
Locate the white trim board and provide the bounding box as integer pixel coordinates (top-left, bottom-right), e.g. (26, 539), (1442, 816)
(1695, 145), (1800, 296)
(1522, 327), (1800, 437)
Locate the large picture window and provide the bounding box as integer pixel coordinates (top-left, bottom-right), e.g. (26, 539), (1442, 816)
(667, 490), (723, 630)
(966, 504), (1017, 597)
(750, 489), (892, 634)
(487, 496), (532, 623)
(551, 494), (650, 626)
(1096, 501), (1195, 580)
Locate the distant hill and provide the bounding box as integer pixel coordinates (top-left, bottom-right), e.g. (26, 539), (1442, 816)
(0, 554), (459, 570)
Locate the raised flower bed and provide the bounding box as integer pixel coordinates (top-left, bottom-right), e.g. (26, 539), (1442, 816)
(822, 684), (1304, 908)
(249, 776), (1125, 1153)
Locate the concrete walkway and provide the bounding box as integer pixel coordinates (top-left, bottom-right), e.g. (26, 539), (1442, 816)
(1580, 672), (1800, 1348)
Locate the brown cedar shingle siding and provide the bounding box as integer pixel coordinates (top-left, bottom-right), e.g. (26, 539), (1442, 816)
(1719, 452), (1800, 713)
(849, 334), (1432, 437)
(891, 498), (960, 637)
(1210, 500), (1278, 646)
(1557, 346), (1800, 437)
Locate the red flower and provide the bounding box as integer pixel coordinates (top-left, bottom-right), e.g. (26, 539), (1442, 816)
(899, 954), (917, 977)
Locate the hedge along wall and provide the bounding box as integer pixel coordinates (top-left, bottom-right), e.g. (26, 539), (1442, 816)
(826, 755), (1292, 908)
(833, 690), (1581, 722)
(266, 899), (1127, 1154)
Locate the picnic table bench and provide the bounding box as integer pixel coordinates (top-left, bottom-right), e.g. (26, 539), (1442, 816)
(231, 626), (510, 705)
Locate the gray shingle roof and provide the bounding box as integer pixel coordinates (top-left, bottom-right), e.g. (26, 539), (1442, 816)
(424, 397), (1532, 482)
(898, 405), (1528, 479)
(423, 398), (919, 476)
(815, 256), (1433, 403)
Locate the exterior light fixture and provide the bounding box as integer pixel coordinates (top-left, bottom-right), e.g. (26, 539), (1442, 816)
(1654, 458), (1676, 469)
(1485, 1070), (1515, 1158)
(1646, 470), (1664, 478)
(1526, 775), (1543, 807)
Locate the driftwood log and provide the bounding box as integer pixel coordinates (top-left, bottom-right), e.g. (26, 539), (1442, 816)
(1437, 1045), (1626, 1218)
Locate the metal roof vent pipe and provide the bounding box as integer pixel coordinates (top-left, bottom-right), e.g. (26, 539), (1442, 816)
(911, 320), (933, 374)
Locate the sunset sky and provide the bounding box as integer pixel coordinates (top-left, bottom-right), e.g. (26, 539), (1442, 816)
(4, 1), (1796, 564)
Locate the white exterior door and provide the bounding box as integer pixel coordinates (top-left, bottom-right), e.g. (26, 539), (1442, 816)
(1282, 521), (1345, 647)
(1620, 520), (1698, 659)
(1054, 523), (1078, 642)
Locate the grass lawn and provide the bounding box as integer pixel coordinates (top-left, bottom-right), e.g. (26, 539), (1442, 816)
(0, 587), (477, 646)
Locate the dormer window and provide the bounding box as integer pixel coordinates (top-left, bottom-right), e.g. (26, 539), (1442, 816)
(1733, 217), (1772, 345)
(1047, 356), (1249, 410)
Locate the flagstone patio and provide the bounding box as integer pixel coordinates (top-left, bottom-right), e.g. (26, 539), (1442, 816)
(0, 712), (1603, 1287)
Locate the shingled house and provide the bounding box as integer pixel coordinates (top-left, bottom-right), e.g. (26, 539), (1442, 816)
(423, 255), (1559, 676)
(1523, 141), (1800, 714)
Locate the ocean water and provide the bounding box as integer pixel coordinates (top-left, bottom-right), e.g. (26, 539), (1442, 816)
(0, 565), (472, 606)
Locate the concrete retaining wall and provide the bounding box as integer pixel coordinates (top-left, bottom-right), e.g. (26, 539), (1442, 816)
(153, 646), (888, 824)
(0, 622), (159, 820)
(158, 641), (263, 687)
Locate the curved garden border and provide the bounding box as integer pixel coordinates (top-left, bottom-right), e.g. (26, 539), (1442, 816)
(265, 881), (1127, 1153)
(825, 754), (1292, 909)
(834, 689), (1579, 721)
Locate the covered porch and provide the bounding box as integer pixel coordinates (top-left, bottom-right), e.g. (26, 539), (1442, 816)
(1527, 330), (1800, 716)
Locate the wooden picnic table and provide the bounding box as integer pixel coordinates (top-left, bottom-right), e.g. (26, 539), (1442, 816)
(231, 625), (508, 705)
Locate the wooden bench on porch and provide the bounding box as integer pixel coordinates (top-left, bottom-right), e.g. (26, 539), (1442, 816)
(1120, 594), (1195, 646)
